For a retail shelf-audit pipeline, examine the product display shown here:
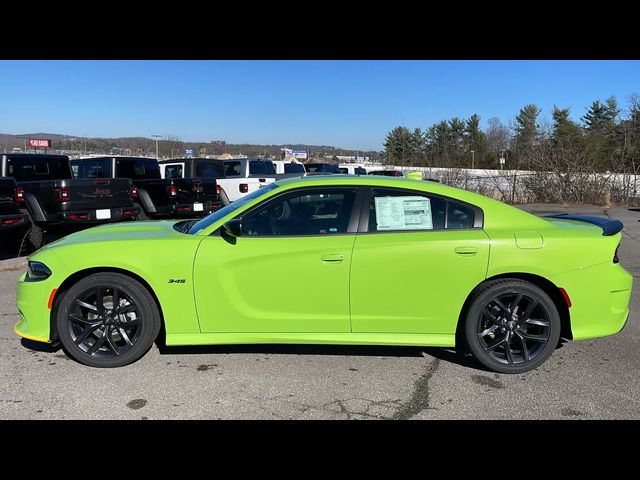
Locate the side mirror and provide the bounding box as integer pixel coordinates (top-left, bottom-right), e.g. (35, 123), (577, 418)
(222, 219), (242, 237)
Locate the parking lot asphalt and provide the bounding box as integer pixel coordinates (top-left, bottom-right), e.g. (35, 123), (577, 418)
(0, 204), (638, 420)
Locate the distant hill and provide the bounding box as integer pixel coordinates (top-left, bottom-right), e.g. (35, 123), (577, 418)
(0, 133), (382, 161)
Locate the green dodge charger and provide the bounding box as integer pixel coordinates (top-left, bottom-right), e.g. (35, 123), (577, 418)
(14, 175), (633, 373)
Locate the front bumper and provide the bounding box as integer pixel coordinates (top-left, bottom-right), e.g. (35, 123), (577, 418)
(14, 271), (58, 344)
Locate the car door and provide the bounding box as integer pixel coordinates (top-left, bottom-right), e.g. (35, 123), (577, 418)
(194, 186), (361, 333)
(350, 187), (490, 335)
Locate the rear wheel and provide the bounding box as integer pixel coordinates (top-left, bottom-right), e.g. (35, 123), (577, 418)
(56, 272), (161, 368)
(462, 279), (561, 374)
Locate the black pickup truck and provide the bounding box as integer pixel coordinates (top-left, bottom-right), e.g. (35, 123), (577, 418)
(1, 153), (139, 248)
(71, 156), (221, 219)
(158, 157), (228, 206)
(0, 177), (28, 252)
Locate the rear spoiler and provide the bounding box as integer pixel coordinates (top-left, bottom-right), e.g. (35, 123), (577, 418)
(543, 213), (623, 236)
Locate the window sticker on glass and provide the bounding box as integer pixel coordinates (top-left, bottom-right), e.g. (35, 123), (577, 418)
(374, 196), (433, 230)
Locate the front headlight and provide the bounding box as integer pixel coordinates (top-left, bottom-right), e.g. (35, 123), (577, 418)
(26, 261), (52, 282)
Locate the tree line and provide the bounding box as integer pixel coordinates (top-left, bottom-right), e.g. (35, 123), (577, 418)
(383, 94), (640, 204)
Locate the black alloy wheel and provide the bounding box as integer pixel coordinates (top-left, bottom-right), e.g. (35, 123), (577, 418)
(462, 279), (561, 374)
(68, 286), (141, 359)
(56, 272), (161, 368)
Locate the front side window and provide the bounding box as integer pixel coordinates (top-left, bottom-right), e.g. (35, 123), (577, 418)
(241, 188), (357, 236)
(188, 183), (280, 235)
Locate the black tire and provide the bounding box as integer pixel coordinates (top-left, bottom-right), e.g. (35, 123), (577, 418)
(56, 272), (161, 368)
(461, 279), (561, 374)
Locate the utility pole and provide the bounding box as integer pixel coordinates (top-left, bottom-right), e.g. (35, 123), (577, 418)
(152, 134), (162, 159)
(470, 150), (475, 170)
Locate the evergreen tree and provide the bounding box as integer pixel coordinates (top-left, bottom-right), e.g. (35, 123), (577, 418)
(551, 106), (581, 143)
(448, 117), (466, 156)
(514, 104), (541, 148)
(408, 128), (426, 166)
(383, 126), (412, 164)
(582, 100), (609, 132)
(465, 114), (487, 163)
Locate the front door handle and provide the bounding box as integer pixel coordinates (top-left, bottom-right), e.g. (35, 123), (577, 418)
(321, 254), (344, 263)
(455, 246), (478, 255)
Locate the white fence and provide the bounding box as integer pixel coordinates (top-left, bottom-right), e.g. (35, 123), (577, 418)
(360, 164), (640, 204)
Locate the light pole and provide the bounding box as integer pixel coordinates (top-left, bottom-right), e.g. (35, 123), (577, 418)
(470, 150), (475, 170)
(152, 135), (162, 159)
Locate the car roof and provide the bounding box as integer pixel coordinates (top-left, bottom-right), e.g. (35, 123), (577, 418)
(158, 157), (223, 163)
(275, 174), (491, 206)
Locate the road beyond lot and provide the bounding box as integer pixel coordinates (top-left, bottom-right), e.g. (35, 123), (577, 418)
(1, 205), (639, 420)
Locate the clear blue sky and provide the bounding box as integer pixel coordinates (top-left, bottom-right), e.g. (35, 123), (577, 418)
(1, 60), (638, 151)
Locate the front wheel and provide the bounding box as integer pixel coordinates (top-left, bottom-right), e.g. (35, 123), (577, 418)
(461, 279), (561, 374)
(56, 272), (161, 368)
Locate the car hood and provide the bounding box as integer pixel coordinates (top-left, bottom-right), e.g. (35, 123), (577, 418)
(36, 220), (184, 252)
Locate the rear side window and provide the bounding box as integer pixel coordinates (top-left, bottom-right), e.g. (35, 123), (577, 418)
(116, 158), (161, 180)
(284, 163), (305, 174)
(249, 161), (276, 175)
(6, 156), (72, 181)
(164, 164), (183, 179)
(195, 161), (225, 178)
(369, 189), (445, 232)
(78, 158), (110, 178)
(224, 161), (241, 177)
(447, 201), (475, 229)
(368, 188), (477, 232)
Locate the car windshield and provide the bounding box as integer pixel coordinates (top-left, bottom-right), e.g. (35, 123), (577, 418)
(187, 183), (279, 235)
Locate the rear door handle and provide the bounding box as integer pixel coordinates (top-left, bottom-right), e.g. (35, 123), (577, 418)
(321, 254), (344, 263)
(455, 246), (478, 255)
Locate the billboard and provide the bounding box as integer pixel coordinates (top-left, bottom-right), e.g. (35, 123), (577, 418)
(291, 149), (308, 160)
(185, 149), (193, 158)
(28, 138), (52, 149)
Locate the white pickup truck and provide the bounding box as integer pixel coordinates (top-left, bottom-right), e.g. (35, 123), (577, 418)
(272, 160), (306, 175)
(338, 164), (367, 175)
(159, 157), (270, 205)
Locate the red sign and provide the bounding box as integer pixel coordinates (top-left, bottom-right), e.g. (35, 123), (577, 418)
(28, 138), (52, 149)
